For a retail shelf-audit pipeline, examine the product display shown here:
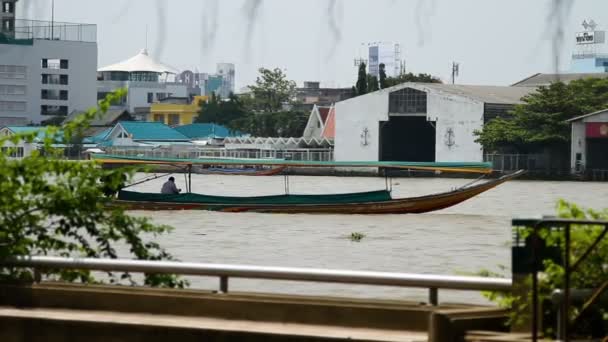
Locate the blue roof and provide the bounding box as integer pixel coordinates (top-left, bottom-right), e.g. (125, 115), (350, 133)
(5, 126), (64, 143)
(173, 123), (241, 139)
(83, 128), (111, 144)
(118, 122), (189, 141)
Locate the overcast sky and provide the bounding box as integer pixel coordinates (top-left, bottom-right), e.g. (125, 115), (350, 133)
(17, 0), (608, 89)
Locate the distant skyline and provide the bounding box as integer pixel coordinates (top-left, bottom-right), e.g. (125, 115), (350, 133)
(16, 0), (608, 89)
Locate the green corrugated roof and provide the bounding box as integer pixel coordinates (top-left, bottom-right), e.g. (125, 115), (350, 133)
(173, 123), (240, 139)
(118, 121), (189, 141)
(83, 128), (111, 144)
(5, 126), (64, 143)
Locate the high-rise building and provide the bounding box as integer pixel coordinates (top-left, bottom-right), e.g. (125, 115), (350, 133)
(367, 42), (402, 79)
(570, 19), (608, 73)
(0, 5), (98, 125)
(216, 63), (235, 98)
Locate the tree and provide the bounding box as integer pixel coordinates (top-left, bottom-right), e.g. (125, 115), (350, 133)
(355, 62), (368, 95)
(248, 68), (297, 112)
(367, 74), (379, 92)
(475, 78), (608, 153)
(229, 111), (308, 137)
(379, 63), (388, 89)
(195, 92), (246, 126)
(384, 72), (442, 87)
(0, 89), (187, 288)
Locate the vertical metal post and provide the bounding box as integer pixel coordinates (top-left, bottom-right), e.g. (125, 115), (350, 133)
(563, 224), (571, 341)
(429, 287), (438, 306)
(188, 164), (192, 193)
(531, 224), (539, 342)
(219, 276), (229, 293)
(33, 268), (41, 283)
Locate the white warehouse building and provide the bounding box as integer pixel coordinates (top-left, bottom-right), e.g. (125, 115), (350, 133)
(0, 17), (97, 125)
(334, 83), (534, 164)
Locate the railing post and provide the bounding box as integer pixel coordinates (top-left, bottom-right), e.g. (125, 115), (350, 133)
(219, 276), (229, 293)
(33, 268), (41, 283)
(429, 287), (438, 306)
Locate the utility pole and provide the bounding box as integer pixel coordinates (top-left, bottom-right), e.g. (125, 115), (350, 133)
(451, 62), (459, 84)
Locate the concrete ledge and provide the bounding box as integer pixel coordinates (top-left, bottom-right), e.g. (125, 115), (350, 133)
(429, 307), (509, 342)
(0, 307), (428, 342)
(0, 282), (435, 331)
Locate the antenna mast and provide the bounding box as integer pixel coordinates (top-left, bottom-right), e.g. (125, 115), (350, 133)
(451, 62), (460, 84)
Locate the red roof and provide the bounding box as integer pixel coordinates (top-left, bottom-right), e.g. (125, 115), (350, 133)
(321, 107), (335, 139)
(318, 107), (330, 124)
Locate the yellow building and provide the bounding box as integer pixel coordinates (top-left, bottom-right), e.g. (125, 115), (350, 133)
(148, 96), (207, 126)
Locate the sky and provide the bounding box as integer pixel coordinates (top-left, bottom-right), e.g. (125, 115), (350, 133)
(16, 0), (608, 90)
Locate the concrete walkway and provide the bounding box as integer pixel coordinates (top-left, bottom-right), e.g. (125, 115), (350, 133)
(0, 306), (428, 342)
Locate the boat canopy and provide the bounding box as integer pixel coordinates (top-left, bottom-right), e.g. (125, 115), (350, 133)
(91, 154), (494, 174)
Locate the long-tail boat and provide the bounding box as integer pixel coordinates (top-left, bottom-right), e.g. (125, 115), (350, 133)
(92, 154), (524, 214)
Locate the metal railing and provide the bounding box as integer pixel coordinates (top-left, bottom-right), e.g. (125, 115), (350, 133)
(512, 217), (608, 342)
(2, 256), (511, 306)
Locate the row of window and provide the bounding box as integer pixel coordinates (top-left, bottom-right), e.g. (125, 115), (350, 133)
(0, 65), (26, 79)
(0, 100), (25, 111)
(42, 74), (68, 85)
(0, 102), (70, 115)
(41, 89), (68, 100)
(388, 88), (428, 114)
(0, 84), (25, 95)
(1, 147), (24, 159)
(41, 105), (68, 116)
(2, 2), (15, 14)
(153, 113), (180, 125)
(2, 18), (13, 32)
(41, 59), (69, 70)
(147, 92), (169, 103)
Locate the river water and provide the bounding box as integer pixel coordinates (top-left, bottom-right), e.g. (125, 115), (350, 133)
(127, 174), (608, 304)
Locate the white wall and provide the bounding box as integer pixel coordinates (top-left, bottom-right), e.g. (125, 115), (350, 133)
(425, 89), (484, 162)
(570, 111), (608, 171)
(335, 84), (485, 163)
(0, 39), (97, 124)
(571, 121), (586, 170)
(335, 90), (389, 162)
(97, 81), (188, 112)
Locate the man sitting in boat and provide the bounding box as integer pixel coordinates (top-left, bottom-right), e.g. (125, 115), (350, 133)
(161, 177), (182, 194)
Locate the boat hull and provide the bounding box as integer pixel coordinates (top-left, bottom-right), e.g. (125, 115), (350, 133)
(111, 171), (524, 214)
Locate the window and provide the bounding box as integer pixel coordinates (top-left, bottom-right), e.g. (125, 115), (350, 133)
(117, 131), (129, 138)
(153, 114), (165, 123)
(2, 2), (14, 13)
(2, 19), (13, 31)
(1, 147), (24, 158)
(388, 88), (427, 114)
(41, 59), (68, 70)
(168, 114), (180, 126)
(0, 65), (26, 79)
(0, 101), (26, 111)
(41, 105), (68, 116)
(41, 89), (68, 100)
(147, 92), (154, 103)
(156, 93), (167, 101)
(0, 85), (26, 95)
(42, 74), (68, 85)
